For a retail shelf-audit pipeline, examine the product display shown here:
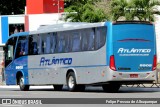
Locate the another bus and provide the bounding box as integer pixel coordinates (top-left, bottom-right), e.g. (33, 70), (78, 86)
(4, 21), (157, 92)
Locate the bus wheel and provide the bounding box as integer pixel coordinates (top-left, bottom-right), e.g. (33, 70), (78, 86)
(67, 72), (78, 92)
(102, 84), (121, 93)
(53, 85), (63, 91)
(19, 76), (30, 91)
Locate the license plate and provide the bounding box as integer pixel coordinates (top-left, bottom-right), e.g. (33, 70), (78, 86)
(130, 74), (138, 78)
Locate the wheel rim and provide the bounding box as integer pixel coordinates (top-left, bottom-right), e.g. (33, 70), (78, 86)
(68, 76), (74, 89)
(20, 77), (24, 87)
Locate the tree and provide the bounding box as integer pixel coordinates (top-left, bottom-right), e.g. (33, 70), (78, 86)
(132, 0), (160, 21)
(111, 0), (160, 21)
(94, 0), (112, 21)
(111, 0), (136, 21)
(65, 0), (107, 22)
(0, 0), (26, 15)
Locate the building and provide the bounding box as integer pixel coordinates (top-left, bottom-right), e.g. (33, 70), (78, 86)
(0, 0), (65, 74)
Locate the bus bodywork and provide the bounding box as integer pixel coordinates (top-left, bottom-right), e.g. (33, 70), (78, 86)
(4, 21), (157, 92)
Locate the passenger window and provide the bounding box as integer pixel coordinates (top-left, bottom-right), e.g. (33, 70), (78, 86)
(15, 36), (28, 58)
(41, 34), (46, 54)
(95, 27), (107, 50)
(65, 34), (70, 53)
(57, 33), (65, 53)
(71, 31), (81, 52)
(51, 33), (57, 53)
(29, 35), (38, 55)
(88, 28), (95, 51)
(37, 34), (42, 54)
(81, 29), (88, 51)
(44, 33), (51, 54)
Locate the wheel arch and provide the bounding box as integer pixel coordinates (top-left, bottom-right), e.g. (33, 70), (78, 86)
(66, 68), (78, 83)
(16, 71), (24, 85)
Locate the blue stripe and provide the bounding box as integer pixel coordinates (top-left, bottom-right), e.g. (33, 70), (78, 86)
(29, 65), (107, 70)
(105, 22), (113, 65)
(1, 16), (9, 43)
(63, 65), (107, 68)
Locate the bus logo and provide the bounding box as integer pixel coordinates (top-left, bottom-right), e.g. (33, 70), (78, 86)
(117, 48), (151, 53)
(40, 57), (72, 66)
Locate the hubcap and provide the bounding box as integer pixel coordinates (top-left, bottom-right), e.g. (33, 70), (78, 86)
(68, 76), (74, 88)
(20, 77), (24, 87)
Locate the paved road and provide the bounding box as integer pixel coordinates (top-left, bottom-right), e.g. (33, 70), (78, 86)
(0, 85), (160, 107)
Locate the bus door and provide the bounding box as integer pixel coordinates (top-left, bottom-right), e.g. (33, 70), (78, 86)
(112, 23), (156, 72)
(4, 37), (17, 84)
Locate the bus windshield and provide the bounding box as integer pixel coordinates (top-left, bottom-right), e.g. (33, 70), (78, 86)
(113, 24), (155, 42)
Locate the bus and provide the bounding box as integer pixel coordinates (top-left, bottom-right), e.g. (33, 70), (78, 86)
(4, 21), (157, 92)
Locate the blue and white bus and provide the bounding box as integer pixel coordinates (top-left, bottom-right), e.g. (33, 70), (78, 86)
(4, 21), (157, 92)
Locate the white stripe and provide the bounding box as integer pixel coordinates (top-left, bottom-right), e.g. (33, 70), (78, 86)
(1, 105), (23, 107)
(0, 95), (22, 97)
(0, 85), (53, 89)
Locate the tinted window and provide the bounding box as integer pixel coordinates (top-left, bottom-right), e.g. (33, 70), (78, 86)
(71, 31), (81, 52)
(88, 28), (95, 51)
(50, 33), (57, 53)
(113, 24), (154, 42)
(65, 33), (70, 53)
(46, 33), (51, 54)
(81, 29), (88, 51)
(29, 35), (38, 55)
(5, 37), (17, 67)
(57, 33), (65, 53)
(27, 26), (107, 55)
(95, 27), (107, 50)
(40, 34), (49, 54)
(15, 36), (28, 58)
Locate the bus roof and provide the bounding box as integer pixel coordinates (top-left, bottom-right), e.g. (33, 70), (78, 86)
(30, 22), (105, 35)
(8, 22), (105, 39)
(9, 32), (29, 39)
(8, 21), (153, 39)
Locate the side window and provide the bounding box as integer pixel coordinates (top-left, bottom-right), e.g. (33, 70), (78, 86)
(15, 36), (28, 59)
(29, 35), (38, 55)
(37, 34), (42, 54)
(46, 33), (51, 54)
(40, 33), (50, 54)
(65, 32), (70, 53)
(95, 27), (107, 50)
(41, 34), (45, 54)
(88, 28), (95, 51)
(57, 32), (65, 53)
(81, 29), (88, 51)
(5, 37), (17, 67)
(71, 31), (81, 52)
(51, 33), (57, 53)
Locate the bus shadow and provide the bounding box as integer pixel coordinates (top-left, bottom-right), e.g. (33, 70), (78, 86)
(118, 87), (160, 93)
(11, 86), (160, 93)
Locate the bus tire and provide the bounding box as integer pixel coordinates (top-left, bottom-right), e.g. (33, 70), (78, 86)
(67, 72), (79, 92)
(53, 85), (63, 91)
(19, 76), (30, 91)
(102, 84), (120, 93)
